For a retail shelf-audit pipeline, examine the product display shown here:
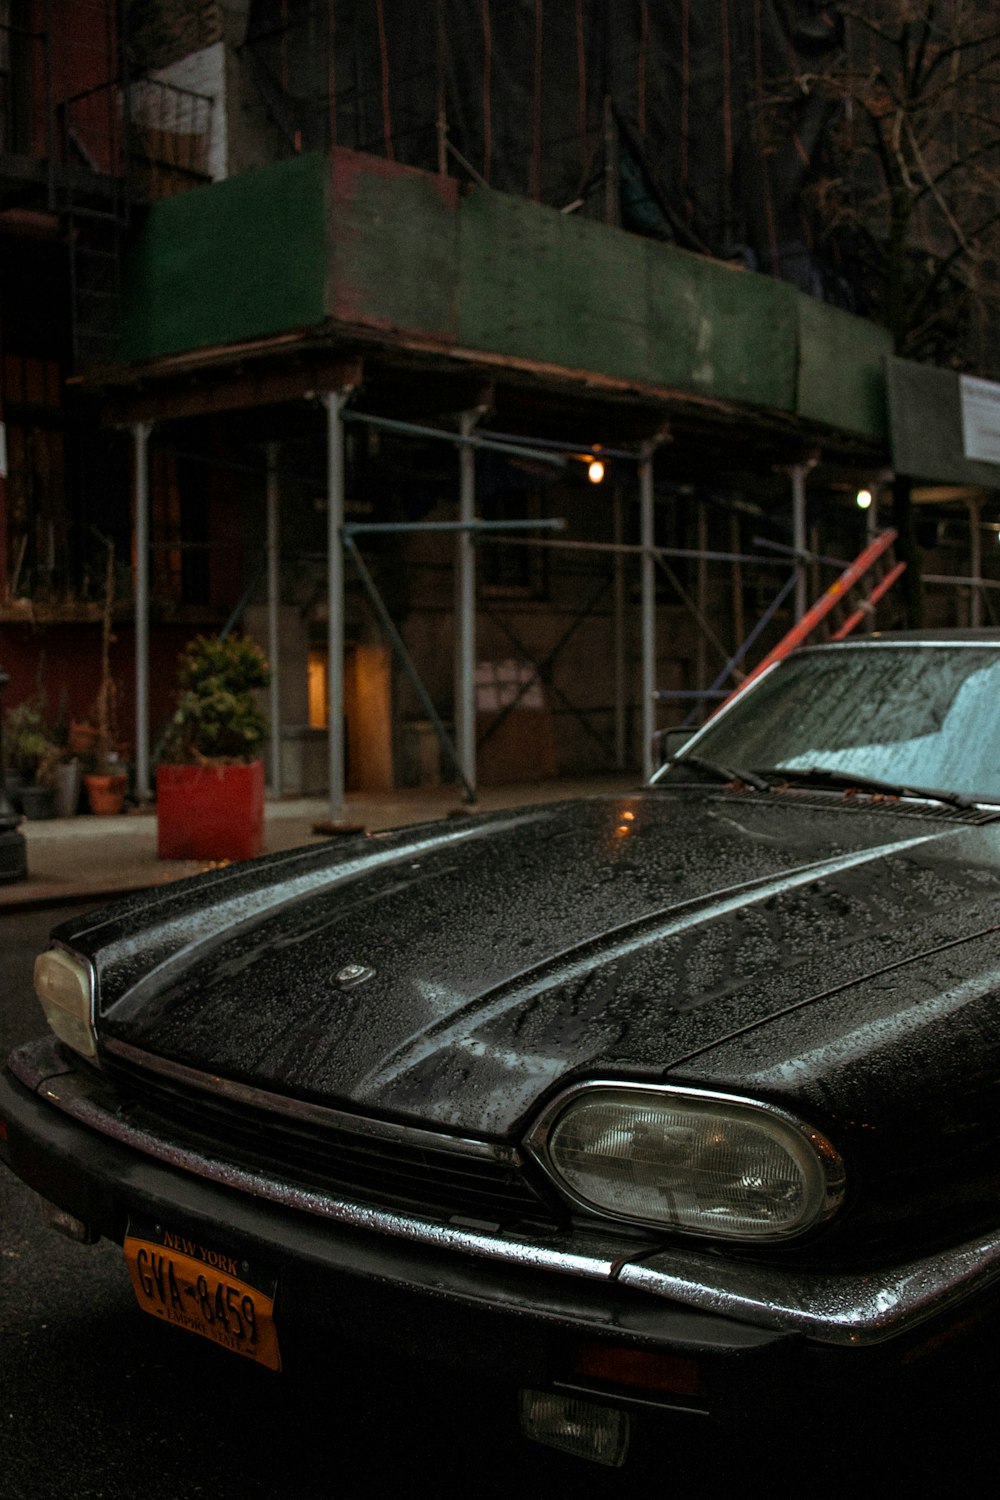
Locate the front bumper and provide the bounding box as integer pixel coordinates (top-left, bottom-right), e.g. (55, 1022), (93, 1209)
(4, 1037), (1000, 1437)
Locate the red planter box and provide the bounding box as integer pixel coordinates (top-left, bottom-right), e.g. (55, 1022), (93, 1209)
(156, 761), (265, 862)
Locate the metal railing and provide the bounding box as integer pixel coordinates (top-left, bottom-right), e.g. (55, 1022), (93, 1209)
(58, 76), (214, 195)
(128, 77), (213, 185)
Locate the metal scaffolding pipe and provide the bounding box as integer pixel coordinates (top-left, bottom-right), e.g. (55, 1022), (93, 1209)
(266, 443), (282, 797)
(969, 500), (983, 628)
(455, 409), (479, 803)
(344, 518), (564, 537)
(474, 426), (640, 463)
(613, 487), (626, 769)
(487, 533), (764, 565)
(132, 421), (152, 802)
(924, 572), (1000, 590)
(340, 408), (565, 469)
(639, 443), (656, 781)
(754, 535), (846, 570)
(791, 463), (808, 622)
(323, 391), (348, 821)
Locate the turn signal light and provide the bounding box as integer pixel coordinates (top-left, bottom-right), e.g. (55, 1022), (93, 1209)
(571, 1342), (707, 1400)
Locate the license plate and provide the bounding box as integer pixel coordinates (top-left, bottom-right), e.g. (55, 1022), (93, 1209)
(124, 1222), (281, 1372)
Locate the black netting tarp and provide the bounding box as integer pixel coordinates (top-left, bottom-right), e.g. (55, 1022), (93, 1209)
(242, 0), (845, 299)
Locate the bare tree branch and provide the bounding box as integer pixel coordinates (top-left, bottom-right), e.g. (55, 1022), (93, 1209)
(906, 205), (1000, 329)
(903, 114), (969, 248)
(911, 136), (1000, 207)
(920, 26), (1000, 89)
(839, 7), (904, 48)
(759, 1), (1000, 360)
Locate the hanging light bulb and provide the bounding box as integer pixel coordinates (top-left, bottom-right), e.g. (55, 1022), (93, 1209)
(856, 488), (873, 510)
(588, 459), (605, 484)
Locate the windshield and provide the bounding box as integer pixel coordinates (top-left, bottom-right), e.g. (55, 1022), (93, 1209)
(655, 643), (1000, 803)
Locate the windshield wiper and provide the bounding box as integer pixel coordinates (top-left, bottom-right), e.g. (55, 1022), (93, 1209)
(756, 765), (974, 810)
(668, 755), (772, 793)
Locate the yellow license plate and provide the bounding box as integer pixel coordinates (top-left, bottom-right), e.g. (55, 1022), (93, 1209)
(124, 1226), (282, 1372)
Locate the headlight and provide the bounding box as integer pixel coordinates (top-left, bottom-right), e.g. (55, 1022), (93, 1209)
(34, 949), (97, 1060)
(527, 1084), (844, 1242)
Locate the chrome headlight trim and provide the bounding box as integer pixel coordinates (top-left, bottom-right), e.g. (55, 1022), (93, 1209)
(524, 1079), (845, 1243)
(33, 944), (98, 1061)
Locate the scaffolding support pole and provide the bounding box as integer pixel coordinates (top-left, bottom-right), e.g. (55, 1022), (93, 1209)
(455, 408), (480, 804)
(639, 442), (656, 781)
(791, 462), (808, 622)
(613, 485), (627, 769)
(866, 493), (878, 545)
(696, 500), (708, 693)
(266, 442), (282, 797)
(323, 391), (348, 822)
(132, 420), (152, 802)
(969, 498), (983, 628)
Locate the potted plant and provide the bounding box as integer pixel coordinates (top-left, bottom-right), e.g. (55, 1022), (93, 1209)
(4, 701), (60, 819)
(156, 633), (270, 861)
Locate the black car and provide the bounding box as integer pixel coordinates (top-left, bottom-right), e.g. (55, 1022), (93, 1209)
(4, 630), (1000, 1470)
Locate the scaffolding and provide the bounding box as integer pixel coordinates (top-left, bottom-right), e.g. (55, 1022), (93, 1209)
(124, 390), (920, 817)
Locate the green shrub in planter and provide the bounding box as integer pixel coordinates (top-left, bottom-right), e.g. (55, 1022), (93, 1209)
(162, 634), (270, 764)
(157, 634), (271, 861)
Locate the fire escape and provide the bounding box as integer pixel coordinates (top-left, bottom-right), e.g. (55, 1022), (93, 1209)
(61, 73), (214, 366)
(0, 1), (214, 368)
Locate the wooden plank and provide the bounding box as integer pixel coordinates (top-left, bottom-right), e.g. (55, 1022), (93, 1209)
(102, 357), (363, 425)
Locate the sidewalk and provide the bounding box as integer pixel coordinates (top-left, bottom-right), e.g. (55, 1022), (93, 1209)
(1, 774), (638, 912)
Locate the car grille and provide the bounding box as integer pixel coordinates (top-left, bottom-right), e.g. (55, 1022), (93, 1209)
(101, 1051), (565, 1231)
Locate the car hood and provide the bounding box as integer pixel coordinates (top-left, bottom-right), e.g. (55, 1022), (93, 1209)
(86, 790), (1000, 1136)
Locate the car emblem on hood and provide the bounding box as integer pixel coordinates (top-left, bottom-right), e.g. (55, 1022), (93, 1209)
(336, 962), (376, 988)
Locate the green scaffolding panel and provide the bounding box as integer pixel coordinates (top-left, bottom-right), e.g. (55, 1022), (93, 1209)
(887, 358), (1000, 485)
(797, 297), (892, 442)
(328, 150), (459, 341)
(120, 154), (329, 361)
(457, 187), (800, 411)
(117, 146), (894, 449)
(645, 247), (799, 410)
(457, 190), (651, 384)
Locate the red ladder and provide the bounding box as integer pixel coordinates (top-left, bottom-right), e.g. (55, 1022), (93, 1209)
(728, 529), (906, 703)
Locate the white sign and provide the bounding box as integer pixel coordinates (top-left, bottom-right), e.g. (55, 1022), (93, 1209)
(474, 659), (545, 712)
(960, 374), (1000, 466)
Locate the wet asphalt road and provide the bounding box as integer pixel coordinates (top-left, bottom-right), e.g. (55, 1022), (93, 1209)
(0, 905), (996, 1497)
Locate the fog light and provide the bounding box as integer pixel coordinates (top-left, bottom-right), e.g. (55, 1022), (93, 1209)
(519, 1390), (629, 1467)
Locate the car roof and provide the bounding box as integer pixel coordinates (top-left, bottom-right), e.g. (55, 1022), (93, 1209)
(799, 628), (1000, 650)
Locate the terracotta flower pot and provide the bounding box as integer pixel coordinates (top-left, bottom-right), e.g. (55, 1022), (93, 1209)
(84, 772), (128, 816)
(156, 761), (265, 861)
